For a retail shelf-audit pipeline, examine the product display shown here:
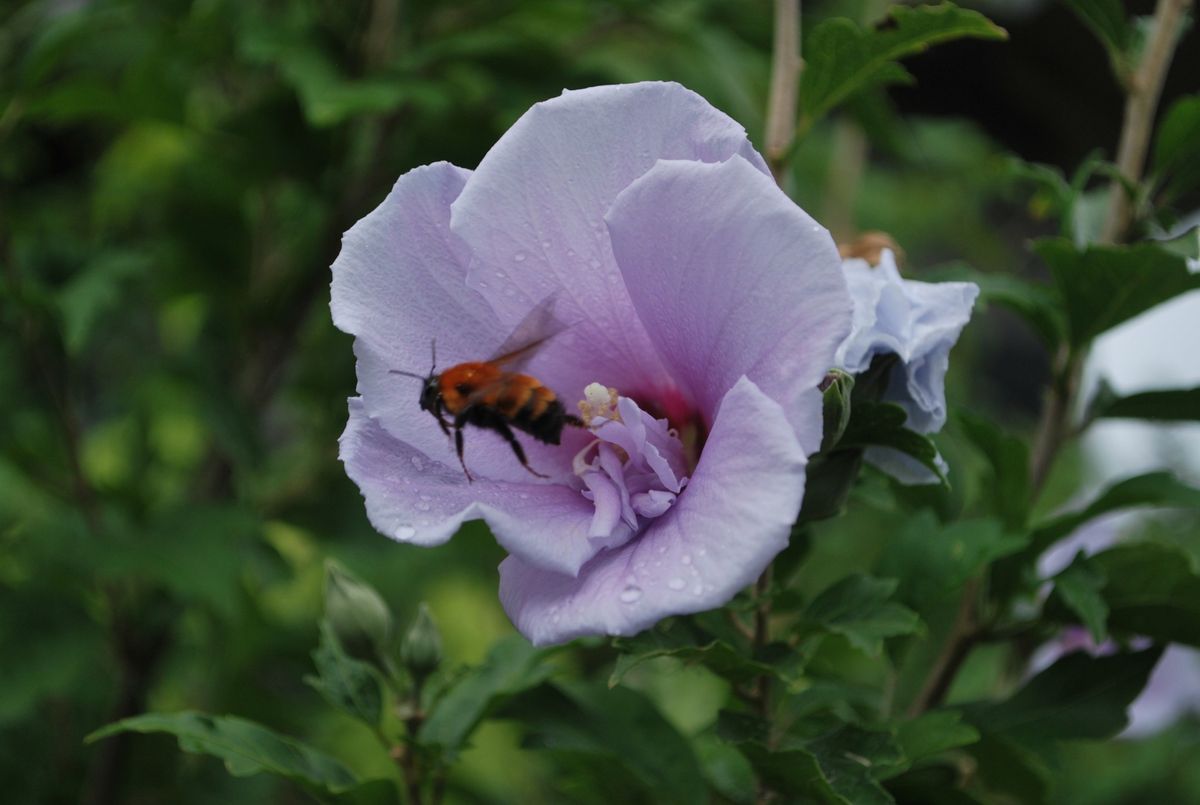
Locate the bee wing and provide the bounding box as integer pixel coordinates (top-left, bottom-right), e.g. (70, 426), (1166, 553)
(487, 294), (568, 370)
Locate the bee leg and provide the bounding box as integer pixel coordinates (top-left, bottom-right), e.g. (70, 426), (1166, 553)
(494, 421), (549, 479)
(436, 411), (452, 438)
(451, 413), (474, 483)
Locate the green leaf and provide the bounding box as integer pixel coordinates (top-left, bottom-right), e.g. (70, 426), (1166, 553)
(929, 259), (1066, 345)
(417, 635), (554, 756)
(806, 725), (904, 805)
(800, 3), (1006, 131)
(502, 681), (707, 805)
(1028, 472), (1200, 559)
(1035, 239), (1200, 346)
(306, 623), (385, 729)
(1153, 95), (1200, 201)
(736, 743), (850, 804)
(56, 251), (151, 355)
(877, 513), (1026, 616)
(86, 712), (359, 794)
(802, 574), (922, 657)
(958, 412), (1031, 530)
(721, 714), (901, 805)
(609, 619), (779, 688)
(965, 648), (1163, 744)
(1158, 225), (1200, 261)
(839, 401), (947, 485)
(799, 450), (866, 523)
(1090, 543), (1200, 646)
(1063, 0), (1132, 75)
(893, 710), (980, 772)
(330, 780), (403, 805)
(694, 731), (757, 805)
(966, 732), (1051, 804)
(1051, 553), (1109, 643)
(1089, 382), (1200, 422)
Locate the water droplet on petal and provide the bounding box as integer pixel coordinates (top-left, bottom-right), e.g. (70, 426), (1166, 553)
(513, 252), (527, 262)
(395, 525), (417, 540)
(541, 240), (551, 249)
(619, 585), (642, 603)
(668, 577), (685, 591)
(519, 492), (530, 500)
(416, 501), (431, 512)
(410, 456), (424, 472)
(692, 584), (704, 596)
(681, 555), (691, 565)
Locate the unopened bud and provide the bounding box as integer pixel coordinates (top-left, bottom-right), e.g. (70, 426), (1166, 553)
(324, 561), (393, 662)
(819, 369), (855, 452)
(400, 603), (442, 677)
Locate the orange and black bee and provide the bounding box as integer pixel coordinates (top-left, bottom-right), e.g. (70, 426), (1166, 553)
(391, 298), (584, 482)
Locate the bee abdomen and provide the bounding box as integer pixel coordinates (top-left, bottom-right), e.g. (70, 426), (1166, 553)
(513, 390), (568, 444)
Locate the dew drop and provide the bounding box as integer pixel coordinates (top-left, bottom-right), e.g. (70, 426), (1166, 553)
(692, 584), (704, 596)
(681, 555), (692, 565)
(410, 456), (424, 472)
(619, 585), (643, 603)
(416, 501), (431, 512)
(698, 548), (707, 557)
(588, 258), (601, 269)
(668, 577), (685, 591)
(541, 240), (551, 249)
(495, 270), (507, 279)
(519, 492), (530, 500)
(513, 252), (527, 262)
(394, 525), (417, 540)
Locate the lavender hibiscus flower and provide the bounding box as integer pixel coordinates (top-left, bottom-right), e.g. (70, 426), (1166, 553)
(331, 82), (851, 645)
(835, 248), (978, 484)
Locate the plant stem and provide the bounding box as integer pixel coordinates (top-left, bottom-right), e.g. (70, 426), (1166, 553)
(765, 0), (801, 184)
(1028, 346), (1081, 500)
(1101, 0), (1192, 244)
(908, 578), (980, 716)
(752, 566), (773, 805)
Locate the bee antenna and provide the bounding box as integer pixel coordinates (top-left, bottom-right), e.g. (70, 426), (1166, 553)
(389, 369), (426, 381)
(430, 338), (437, 372)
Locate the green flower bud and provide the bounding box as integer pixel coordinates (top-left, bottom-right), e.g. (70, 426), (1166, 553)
(324, 561), (393, 662)
(400, 603), (442, 678)
(819, 368), (855, 452)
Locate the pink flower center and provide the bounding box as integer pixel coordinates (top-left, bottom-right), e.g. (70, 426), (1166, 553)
(574, 384), (689, 551)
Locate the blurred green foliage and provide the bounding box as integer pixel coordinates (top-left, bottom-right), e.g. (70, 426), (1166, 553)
(3, 0), (1200, 803)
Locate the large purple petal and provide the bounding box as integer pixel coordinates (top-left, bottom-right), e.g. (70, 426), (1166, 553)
(330, 161), (576, 481)
(498, 377), (806, 646)
(605, 156), (850, 453)
(340, 399), (605, 576)
(449, 82), (770, 405)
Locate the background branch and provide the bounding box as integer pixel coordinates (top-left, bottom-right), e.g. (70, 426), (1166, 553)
(765, 0), (801, 184)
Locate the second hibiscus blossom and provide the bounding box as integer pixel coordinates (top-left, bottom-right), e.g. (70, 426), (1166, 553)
(333, 81), (971, 646)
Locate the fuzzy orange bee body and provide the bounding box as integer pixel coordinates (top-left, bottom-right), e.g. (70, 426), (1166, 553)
(393, 298), (583, 482)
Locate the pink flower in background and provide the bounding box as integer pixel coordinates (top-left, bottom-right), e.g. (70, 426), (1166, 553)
(331, 82), (851, 645)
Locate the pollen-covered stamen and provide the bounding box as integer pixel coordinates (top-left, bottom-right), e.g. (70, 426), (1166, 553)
(573, 385), (689, 551)
(577, 382), (621, 424)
